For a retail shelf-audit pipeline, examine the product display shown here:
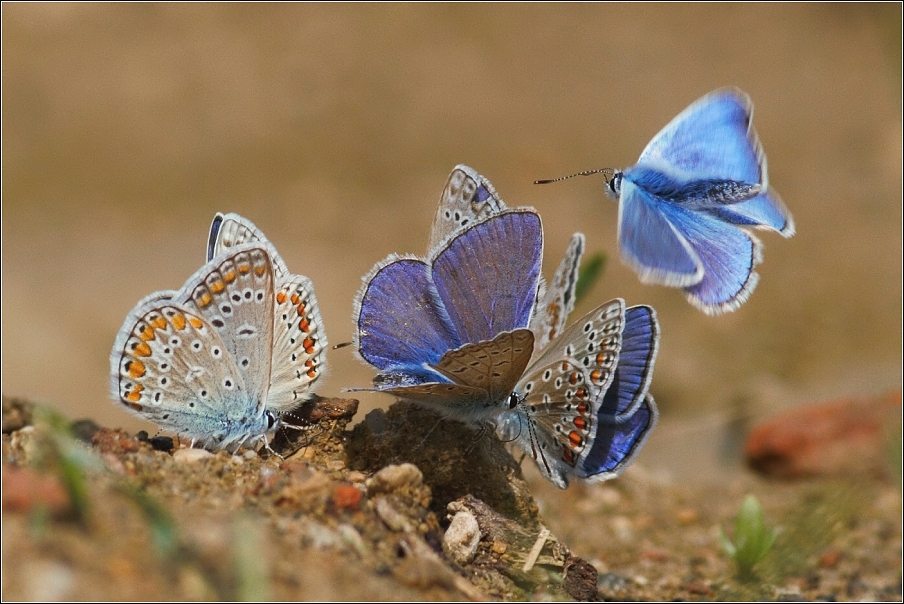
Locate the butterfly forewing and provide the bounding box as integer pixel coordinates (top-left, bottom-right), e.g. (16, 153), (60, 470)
(179, 245), (275, 413)
(428, 164), (508, 251)
(431, 210), (543, 343)
(638, 88), (762, 186)
(112, 301), (254, 432)
(431, 329), (535, 402)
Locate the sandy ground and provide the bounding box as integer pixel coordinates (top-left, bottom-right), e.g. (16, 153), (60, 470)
(2, 4), (901, 601)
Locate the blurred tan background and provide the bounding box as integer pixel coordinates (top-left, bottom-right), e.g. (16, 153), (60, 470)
(3, 5), (901, 472)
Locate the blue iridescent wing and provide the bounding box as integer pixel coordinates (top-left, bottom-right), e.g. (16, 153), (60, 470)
(664, 206), (763, 314)
(431, 210), (543, 343)
(353, 256), (461, 372)
(617, 178), (704, 287)
(638, 88), (762, 185)
(580, 396), (658, 480)
(596, 305), (659, 419)
(710, 190), (796, 236)
(428, 164), (508, 251)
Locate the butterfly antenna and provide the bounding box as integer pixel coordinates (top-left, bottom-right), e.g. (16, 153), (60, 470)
(332, 341), (353, 350)
(534, 168), (614, 185)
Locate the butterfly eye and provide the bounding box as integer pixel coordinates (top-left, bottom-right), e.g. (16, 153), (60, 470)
(266, 411), (277, 429)
(607, 173), (622, 195)
(507, 392), (519, 410)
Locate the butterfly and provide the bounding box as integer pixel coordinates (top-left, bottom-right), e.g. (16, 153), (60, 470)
(539, 88), (795, 314)
(354, 206), (659, 488)
(110, 214), (327, 452)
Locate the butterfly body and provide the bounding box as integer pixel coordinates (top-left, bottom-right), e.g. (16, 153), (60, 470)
(604, 88), (794, 314)
(111, 214), (327, 452)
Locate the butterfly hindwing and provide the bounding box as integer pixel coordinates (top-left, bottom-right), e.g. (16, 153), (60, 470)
(207, 212), (291, 278)
(428, 164), (508, 251)
(581, 395), (659, 480)
(267, 274), (328, 413)
(531, 233), (585, 351)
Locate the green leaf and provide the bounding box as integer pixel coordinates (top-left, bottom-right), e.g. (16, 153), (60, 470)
(574, 252), (606, 304)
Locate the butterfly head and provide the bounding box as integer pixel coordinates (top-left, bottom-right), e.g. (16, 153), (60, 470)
(605, 170), (623, 199)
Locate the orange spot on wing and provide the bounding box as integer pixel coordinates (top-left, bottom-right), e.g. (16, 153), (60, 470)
(298, 318), (310, 332)
(276, 291), (287, 304)
(188, 316), (204, 329)
(198, 292), (212, 307)
(255, 265), (266, 277)
(291, 293), (300, 305)
(127, 360), (146, 379)
(577, 402), (588, 415)
(590, 369), (603, 383)
(171, 314), (186, 330)
(573, 416), (586, 430)
(223, 270), (236, 283)
(568, 431), (583, 447)
(561, 362), (570, 371)
(210, 280), (225, 294)
(238, 263), (251, 274)
(133, 342), (152, 357)
(139, 326), (156, 341)
(562, 446), (575, 464)
(304, 359), (314, 367)
(302, 337), (315, 354)
(568, 372), (579, 385)
(306, 368), (317, 378)
(296, 304), (306, 317)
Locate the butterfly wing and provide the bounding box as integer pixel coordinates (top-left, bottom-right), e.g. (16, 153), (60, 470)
(597, 305), (660, 418)
(110, 297), (264, 449)
(374, 330), (534, 425)
(638, 88), (763, 186)
(178, 244), (275, 414)
(431, 329), (535, 405)
(428, 164), (508, 251)
(617, 177), (704, 287)
(207, 212), (291, 278)
(431, 210), (543, 343)
(531, 233), (584, 351)
(354, 255), (461, 372)
(580, 395), (658, 482)
(662, 205), (763, 314)
(266, 274), (328, 413)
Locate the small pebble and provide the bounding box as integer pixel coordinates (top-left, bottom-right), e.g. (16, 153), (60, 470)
(442, 511), (480, 566)
(172, 448), (214, 464)
(366, 463), (423, 494)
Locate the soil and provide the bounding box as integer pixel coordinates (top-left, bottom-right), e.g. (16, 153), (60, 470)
(3, 396), (901, 601)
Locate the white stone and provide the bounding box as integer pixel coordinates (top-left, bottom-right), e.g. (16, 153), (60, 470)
(442, 511), (481, 566)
